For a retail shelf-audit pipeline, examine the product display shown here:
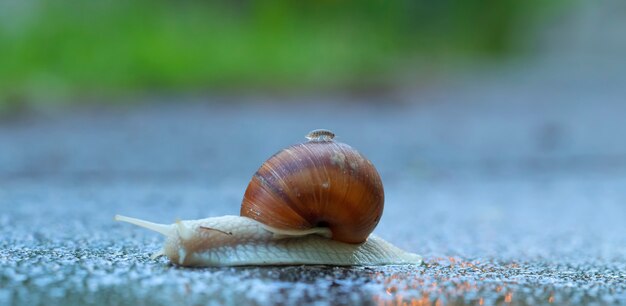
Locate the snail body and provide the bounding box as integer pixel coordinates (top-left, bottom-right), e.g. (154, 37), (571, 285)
(116, 129), (421, 266)
(114, 215), (421, 266)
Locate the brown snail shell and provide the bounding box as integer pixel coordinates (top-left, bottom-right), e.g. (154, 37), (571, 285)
(240, 129), (384, 244)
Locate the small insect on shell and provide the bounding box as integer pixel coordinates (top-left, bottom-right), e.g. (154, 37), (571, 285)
(241, 129), (384, 244)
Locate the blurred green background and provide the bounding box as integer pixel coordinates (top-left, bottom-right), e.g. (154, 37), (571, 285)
(0, 0), (563, 112)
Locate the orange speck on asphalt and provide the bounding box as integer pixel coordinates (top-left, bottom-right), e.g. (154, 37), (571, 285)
(505, 292), (513, 303)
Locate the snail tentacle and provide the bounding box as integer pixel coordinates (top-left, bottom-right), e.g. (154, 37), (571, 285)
(114, 215), (173, 236)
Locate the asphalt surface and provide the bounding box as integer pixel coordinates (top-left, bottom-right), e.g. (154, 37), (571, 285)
(3, 11), (626, 302)
(2, 60), (626, 306)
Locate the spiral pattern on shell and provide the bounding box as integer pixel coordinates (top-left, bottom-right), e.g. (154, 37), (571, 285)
(240, 131), (384, 244)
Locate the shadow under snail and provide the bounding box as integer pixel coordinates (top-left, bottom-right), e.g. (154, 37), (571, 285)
(115, 129), (422, 267)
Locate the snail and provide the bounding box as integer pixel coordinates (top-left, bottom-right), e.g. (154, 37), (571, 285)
(115, 129), (421, 267)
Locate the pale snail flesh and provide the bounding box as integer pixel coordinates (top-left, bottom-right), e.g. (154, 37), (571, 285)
(115, 129), (422, 267)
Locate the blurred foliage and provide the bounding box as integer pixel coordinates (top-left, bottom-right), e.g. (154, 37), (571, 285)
(0, 0), (563, 110)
